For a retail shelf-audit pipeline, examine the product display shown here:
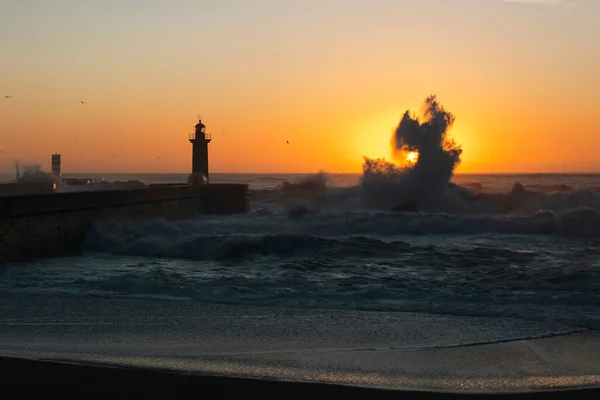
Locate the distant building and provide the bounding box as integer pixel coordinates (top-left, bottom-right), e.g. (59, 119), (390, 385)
(51, 154), (61, 177)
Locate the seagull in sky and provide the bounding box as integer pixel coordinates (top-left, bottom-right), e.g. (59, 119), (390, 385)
(286, 140), (290, 144)
(4, 96), (11, 99)
(80, 101), (87, 104)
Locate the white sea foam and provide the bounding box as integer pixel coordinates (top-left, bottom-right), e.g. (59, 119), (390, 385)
(3, 96), (600, 330)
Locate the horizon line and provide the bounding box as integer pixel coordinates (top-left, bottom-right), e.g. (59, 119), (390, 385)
(2, 171), (600, 176)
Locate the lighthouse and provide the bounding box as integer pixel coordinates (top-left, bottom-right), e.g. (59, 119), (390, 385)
(188, 118), (212, 186)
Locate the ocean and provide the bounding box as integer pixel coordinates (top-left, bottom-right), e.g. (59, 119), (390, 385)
(2, 171), (600, 390)
(2, 172), (600, 327)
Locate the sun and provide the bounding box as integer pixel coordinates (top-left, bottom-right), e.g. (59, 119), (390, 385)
(406, 151), (419, 164)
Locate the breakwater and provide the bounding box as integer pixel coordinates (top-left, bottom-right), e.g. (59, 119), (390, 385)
(0, 183), (249, 263)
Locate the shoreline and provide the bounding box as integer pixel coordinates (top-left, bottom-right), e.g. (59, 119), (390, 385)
(3, 295), (600, 394)
(2, 356), (600, 399)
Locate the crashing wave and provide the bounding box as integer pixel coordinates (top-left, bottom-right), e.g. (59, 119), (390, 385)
(279, 172), (328, 199)
(13, 164), (148, 192)
(360, 95), (463, 212)
(245, 96), (600, 220)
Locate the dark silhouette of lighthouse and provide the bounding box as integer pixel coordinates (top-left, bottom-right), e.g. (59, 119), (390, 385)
(188, 118), (212, 186)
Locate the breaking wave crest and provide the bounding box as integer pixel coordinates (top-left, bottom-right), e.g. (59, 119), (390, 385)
(21, 217), (599, 329)
(85, 230), (412, 261)
(253, 179), (600, 219)
(85, 206), (600, 263)
(250, 96), (600, 220)
(74, 95), (600, 329)
(6, 95), (600, 330)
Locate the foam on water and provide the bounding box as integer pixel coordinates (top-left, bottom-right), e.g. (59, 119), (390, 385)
(2, 96), (600, 331)
(2, 179), (600, 329)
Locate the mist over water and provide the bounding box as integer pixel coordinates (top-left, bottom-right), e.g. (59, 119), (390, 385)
(10, 162), (148, 192)
(274, 96), (600, 221)
(3, 96), (600, 330)
(360, 95), (463, 211)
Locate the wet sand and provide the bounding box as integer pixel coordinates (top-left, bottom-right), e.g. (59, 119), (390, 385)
(1, 294), (599, 396)
(1, 355), (600, 399)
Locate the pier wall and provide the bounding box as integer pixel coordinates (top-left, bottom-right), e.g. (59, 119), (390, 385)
(0, 182), (56, 197)
(0, 183), (249, 263)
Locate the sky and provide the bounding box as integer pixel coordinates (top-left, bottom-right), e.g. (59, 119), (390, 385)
(0, 0), (598, 174)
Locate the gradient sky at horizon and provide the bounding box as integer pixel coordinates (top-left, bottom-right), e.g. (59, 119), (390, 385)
(1, 0), (598, 173)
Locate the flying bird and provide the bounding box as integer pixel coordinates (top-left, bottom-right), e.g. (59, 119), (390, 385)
(80, 101), (87, 104)
(286, 141), (290, 144)
(4, 96), (11, 98)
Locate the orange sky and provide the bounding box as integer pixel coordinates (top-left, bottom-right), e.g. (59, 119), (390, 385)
(1, 0), (598, 174)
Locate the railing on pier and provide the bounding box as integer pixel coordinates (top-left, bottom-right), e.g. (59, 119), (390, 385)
(189, 132), (211, 141)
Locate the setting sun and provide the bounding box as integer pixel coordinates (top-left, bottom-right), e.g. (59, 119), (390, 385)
(406, 151), (419, 164)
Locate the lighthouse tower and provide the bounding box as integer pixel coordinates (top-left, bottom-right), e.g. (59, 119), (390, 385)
(188, 118), (212, 186)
